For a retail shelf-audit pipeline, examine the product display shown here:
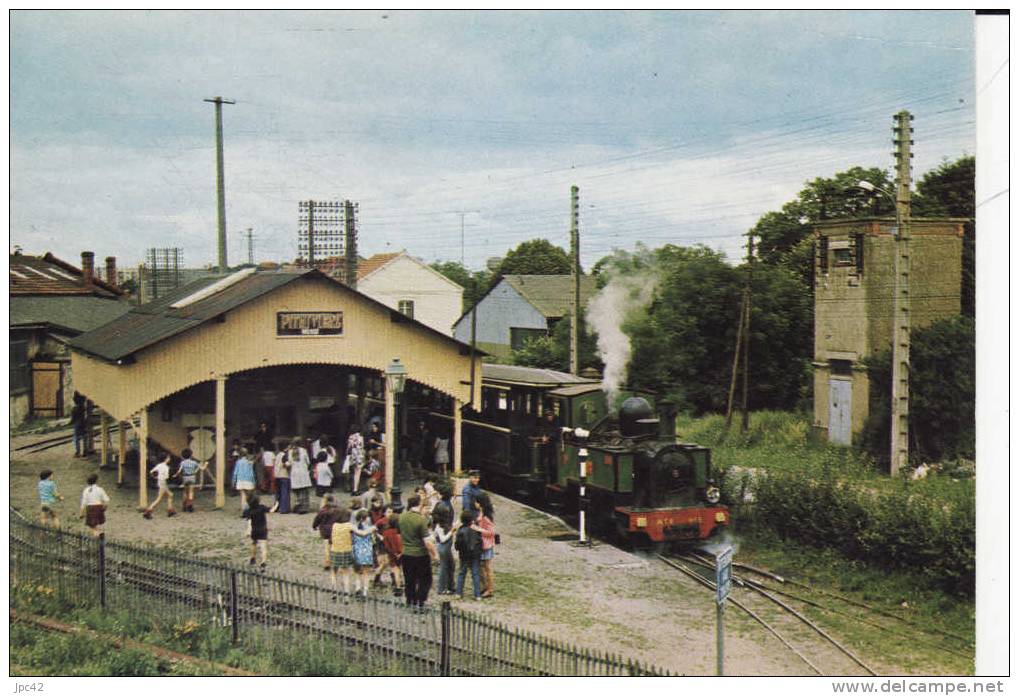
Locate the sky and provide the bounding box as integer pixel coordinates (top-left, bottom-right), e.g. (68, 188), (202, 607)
(10, 10), (976, 271)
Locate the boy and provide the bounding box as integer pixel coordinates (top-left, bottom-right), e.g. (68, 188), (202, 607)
(80, 473), (110, 538)
(455, 509), (483, 600)
(175, 448), (200, 512)
(142, 453), (176, 519)
(243, 493), (271, 570)
(37, 470), (63, 527)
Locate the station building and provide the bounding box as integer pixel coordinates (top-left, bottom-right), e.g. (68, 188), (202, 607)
(69, 268), (482, 508)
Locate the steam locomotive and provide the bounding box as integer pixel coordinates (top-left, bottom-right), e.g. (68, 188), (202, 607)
(448, 364), (729, 545)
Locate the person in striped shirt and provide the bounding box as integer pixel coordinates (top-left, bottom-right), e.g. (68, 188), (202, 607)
(175, 448), (201, 513)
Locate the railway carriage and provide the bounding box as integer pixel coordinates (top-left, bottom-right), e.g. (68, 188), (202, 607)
(447, 364), (729, 545)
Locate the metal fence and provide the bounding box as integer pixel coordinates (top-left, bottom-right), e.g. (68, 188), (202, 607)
(8, 511), (669, 676)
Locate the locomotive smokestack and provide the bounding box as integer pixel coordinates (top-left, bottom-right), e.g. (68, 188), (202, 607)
(657, 399), (677, 441)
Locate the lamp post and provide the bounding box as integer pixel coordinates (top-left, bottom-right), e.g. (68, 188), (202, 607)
(384, 358), (407, 503)
(857, 178), (910, 475)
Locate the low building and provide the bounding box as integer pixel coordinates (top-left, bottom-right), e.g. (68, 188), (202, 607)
(9, 251), (131, 426)
(452, 274), (597, 362)
(354, 251), (464, 335)
(812, 217), (965, 445)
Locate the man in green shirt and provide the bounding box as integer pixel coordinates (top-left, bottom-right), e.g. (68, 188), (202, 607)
(398, 493), (438, 609)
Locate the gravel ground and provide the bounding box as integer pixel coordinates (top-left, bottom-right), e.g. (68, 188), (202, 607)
(9, 427), (927, 676)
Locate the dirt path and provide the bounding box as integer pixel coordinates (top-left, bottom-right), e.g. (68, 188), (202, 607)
(6, 430), (934, 676)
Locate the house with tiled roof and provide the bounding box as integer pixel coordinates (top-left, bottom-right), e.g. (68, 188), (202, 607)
(9, 250), (132, 426)
(353, 251), (463, 335)
(452, 274), (598, 362)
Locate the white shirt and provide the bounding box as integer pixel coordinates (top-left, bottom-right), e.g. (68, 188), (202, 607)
(80, 484), (110, 508)
(315, 460), (334, 486)
(151, 461), (170, 484)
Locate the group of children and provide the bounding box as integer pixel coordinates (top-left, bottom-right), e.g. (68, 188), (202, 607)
(37, 469), (111, 538)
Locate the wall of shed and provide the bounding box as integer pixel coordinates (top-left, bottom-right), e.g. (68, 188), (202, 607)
(358, 256), (463, 336)
(71, 278), (481, 421)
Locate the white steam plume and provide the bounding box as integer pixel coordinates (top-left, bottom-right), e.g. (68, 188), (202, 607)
(585, 256), (659, 407)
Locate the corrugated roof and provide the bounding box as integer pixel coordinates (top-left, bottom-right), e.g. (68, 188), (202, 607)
(481, 363), (599, 388)
(502, 275), (598, 318)
(70, 269), (485, 363)
(9, 253), (123, 297)
(10, 295), (133, 335)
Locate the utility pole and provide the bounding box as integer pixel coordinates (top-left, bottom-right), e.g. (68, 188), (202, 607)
(307, 200), (316, 267)
(453, 210), (479, 266)
(244, 228), (255, 266)
(725, 230), (755, 432)
(889, 110), (913, 476)
(343, 200), (358, 289)
(569, 185), (581, 375)
(204, 96), (235, 275)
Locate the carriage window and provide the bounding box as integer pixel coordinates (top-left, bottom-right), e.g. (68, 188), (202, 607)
(498, 391), (508, 411)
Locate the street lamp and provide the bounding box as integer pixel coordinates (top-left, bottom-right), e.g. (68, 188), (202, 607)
(856, 180), (899, 235)
(384, 358), (407, 507)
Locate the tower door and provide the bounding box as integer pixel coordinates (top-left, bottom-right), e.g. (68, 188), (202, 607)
(30, 361), (64, 419)
(828, 378), (852, 446)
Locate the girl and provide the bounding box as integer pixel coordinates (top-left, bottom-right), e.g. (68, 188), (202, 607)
(142, 453), (176, 519)
(231, 448), (256, 514)
(314, 450), (334, 498)
(288, 439), (313, 514)
(346, 428), (365, 495)
(243, 493), (271, 570)
(433, 433), (450, 475)
(312, 495), (342, 570)
(175, 448), (200, 513)
(273, 447), (292, 513)
(433, 505), (456, 595)
(329, 507), (354, 599)
(475, 492), (497, 599)
(351, 509), (377, 597)
(365, 422), (384, 487)
(37, 470), (63, 528)
(375, 510), (404, 597)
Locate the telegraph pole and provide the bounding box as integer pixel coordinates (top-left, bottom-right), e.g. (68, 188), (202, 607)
(307, 200), (316, 267)
(343, 200), (358, 289)
(569, 185), (580, 375)
(454, 210), (479, 266)
(204, 96), (235, 275)
(741, 232), (755, 434)
(889, 110), (913, 476)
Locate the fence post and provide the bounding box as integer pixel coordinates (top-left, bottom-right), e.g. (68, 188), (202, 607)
(440, 600), (451, 676)
(230, 569), (239, 644)
(98, 534), (106, 609)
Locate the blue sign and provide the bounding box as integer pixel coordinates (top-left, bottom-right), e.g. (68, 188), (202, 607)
(716, 546), (733, 605)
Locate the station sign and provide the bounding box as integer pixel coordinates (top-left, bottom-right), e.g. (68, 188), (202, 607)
(277, 311), (344, 336)
(715, 545), (733, 605)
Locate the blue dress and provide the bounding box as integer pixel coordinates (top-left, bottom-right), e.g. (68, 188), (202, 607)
(352, 525), (375, 568)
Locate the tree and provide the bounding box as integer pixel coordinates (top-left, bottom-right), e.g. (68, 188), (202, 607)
(493, 239), (572, 278)
(912, 156), (975, 318)
(430, 261), (492, 313)
(511, 314), (601, 373)
(860, 316), (975, 466)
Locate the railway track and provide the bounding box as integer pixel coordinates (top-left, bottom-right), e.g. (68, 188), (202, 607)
(660, 552), (878, 676)
(12, 421), (131, 456)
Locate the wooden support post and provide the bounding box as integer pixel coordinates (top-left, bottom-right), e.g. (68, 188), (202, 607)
(99, 411), (109, 468)
(453, 398), (463, 475)
(138, 409), (149, 509)
(215, 375), (227, 508)
(118, 422), (126, 486)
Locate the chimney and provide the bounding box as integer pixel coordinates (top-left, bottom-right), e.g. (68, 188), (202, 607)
(81, 251), (95, 288)
(105, 256), (118, 288)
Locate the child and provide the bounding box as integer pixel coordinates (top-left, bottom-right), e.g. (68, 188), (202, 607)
(37, 470), (64, 528)
(243, 493), (271, 571)
(312, 495), (342, 570)
(175, 448), (200, 512)
(351, 509), (376, 597)
(142, 453), (176, 519)
(433, 507), (456, 595)
(231, 448), (256, 514)
(79, 473), (110, 538)
(359, 479), (382, 510)
(454, 510), (483, 600)
(348, 497), (362, 523)
(314, 450), (334, 498)
(375, 510), (404, 596)
(329, 507), (354, 599)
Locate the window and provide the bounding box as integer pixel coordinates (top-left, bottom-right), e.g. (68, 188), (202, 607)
(398, 300), (414, 319)
(10, 340), (29, 393)
(510, 327), (546, 351)
(833, 248), (853, 265)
